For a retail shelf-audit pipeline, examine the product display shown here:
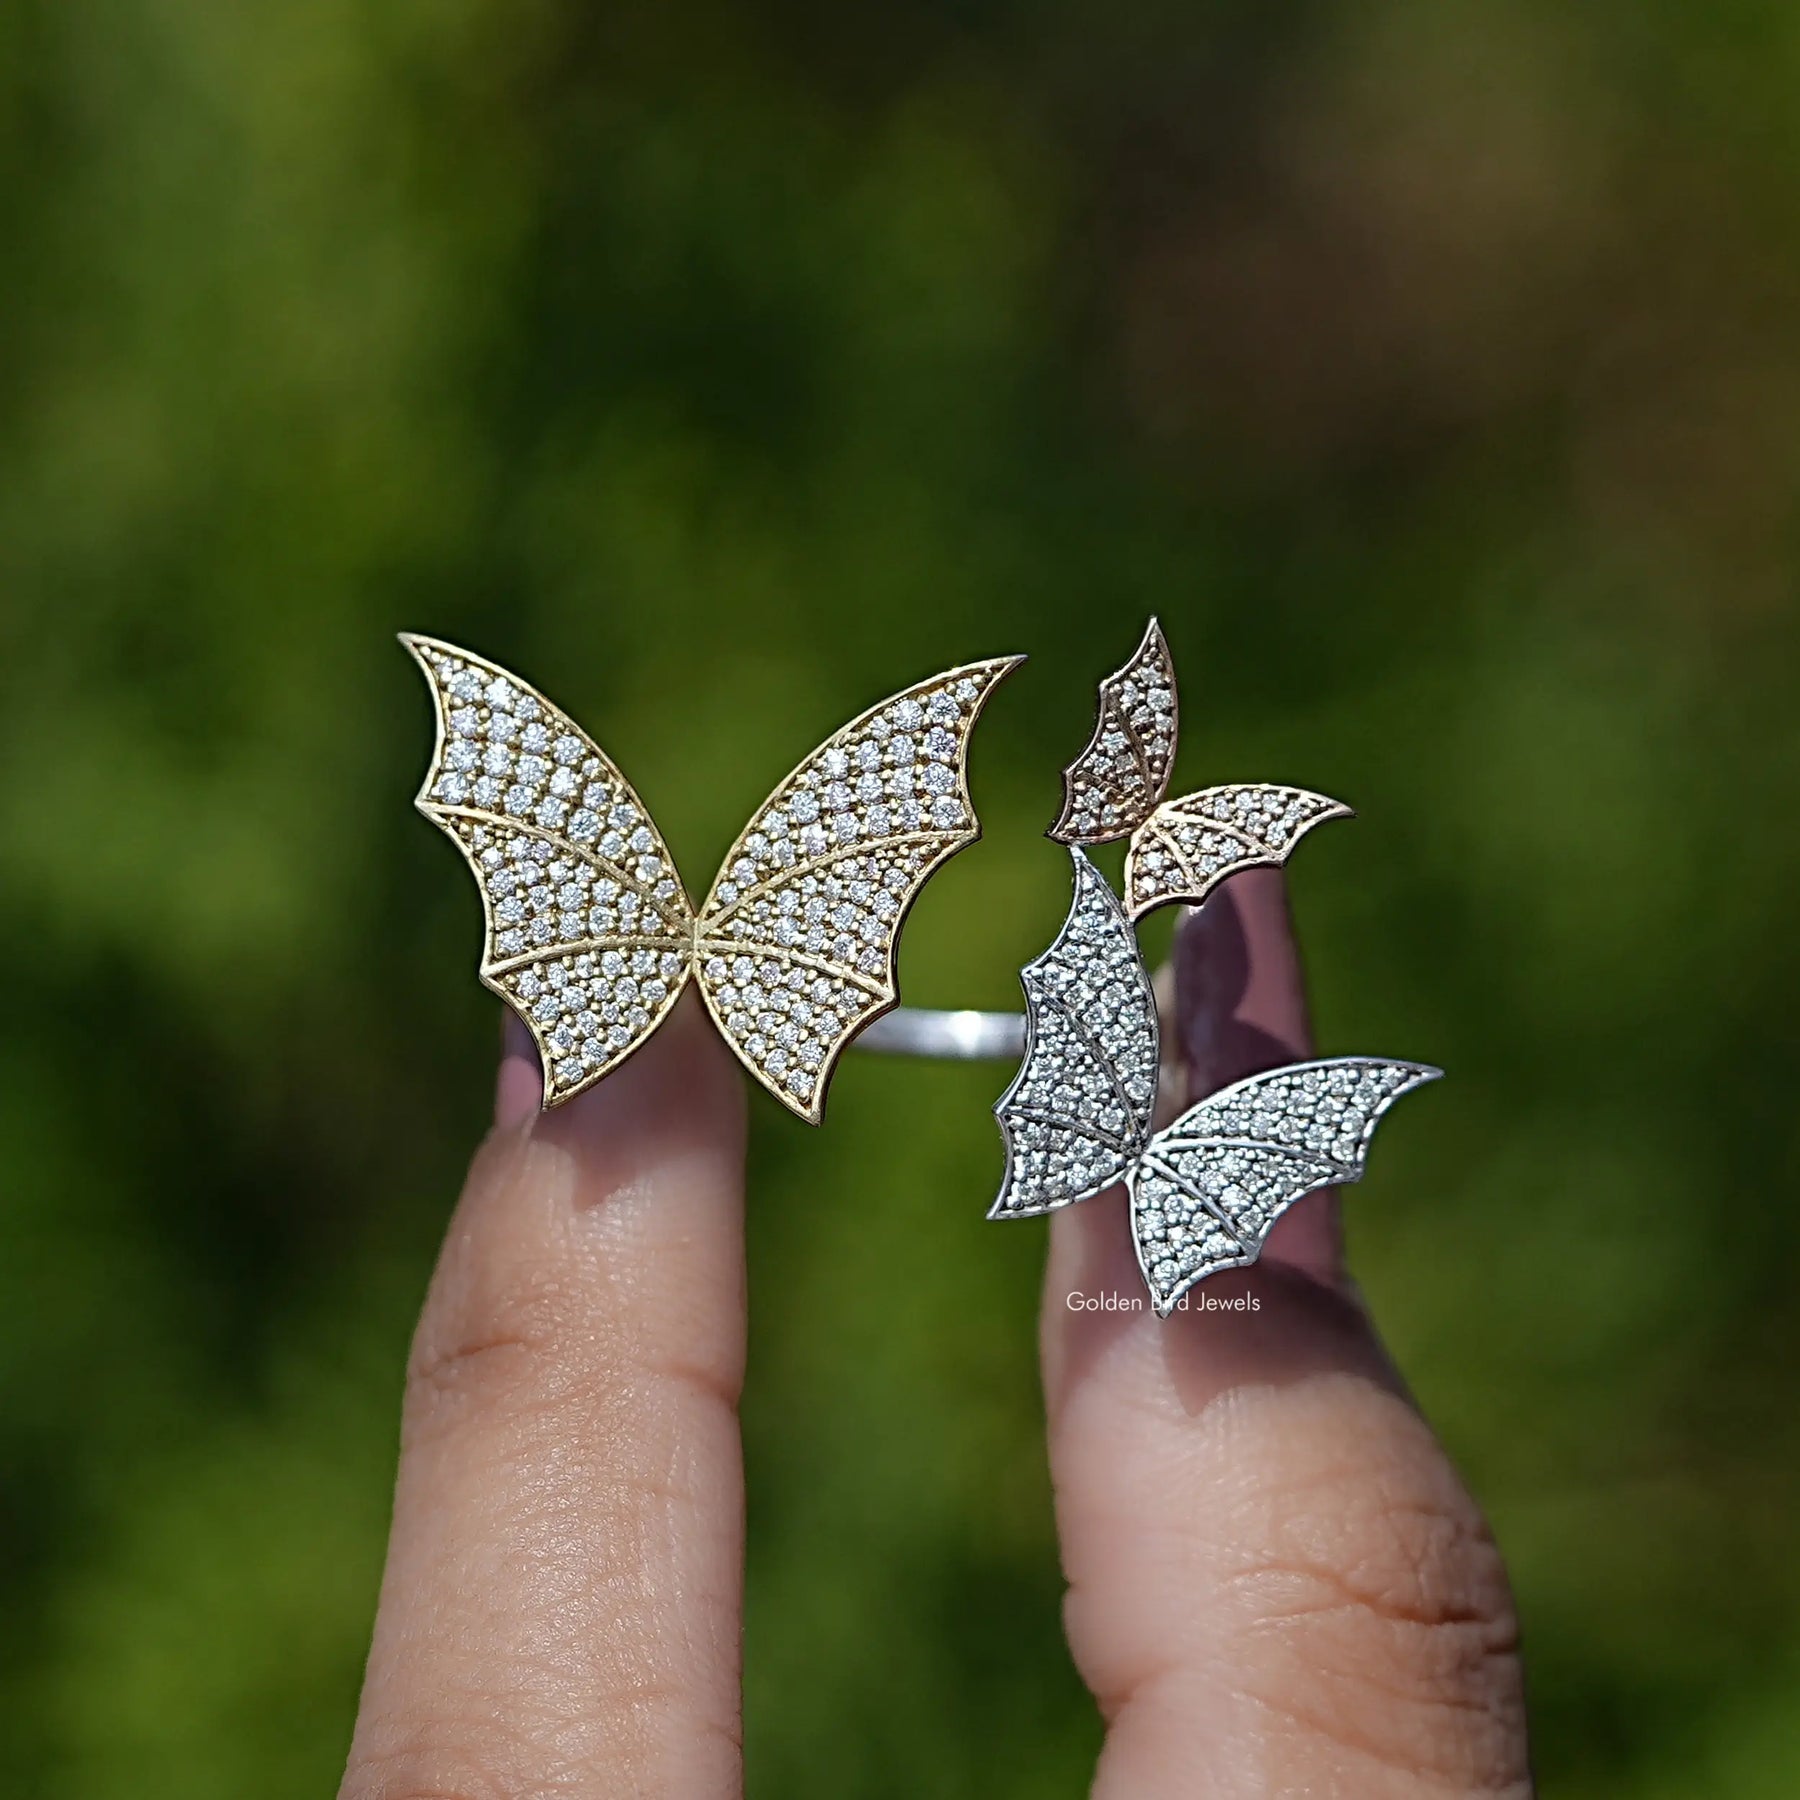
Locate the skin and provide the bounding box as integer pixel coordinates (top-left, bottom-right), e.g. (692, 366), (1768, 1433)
(341, 870), (1532, 1798)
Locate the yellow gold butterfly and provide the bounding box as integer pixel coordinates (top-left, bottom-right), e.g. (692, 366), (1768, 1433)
(404, 636), (1021, 1122)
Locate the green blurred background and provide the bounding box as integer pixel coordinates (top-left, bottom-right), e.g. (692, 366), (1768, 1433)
(3, 0), (1798, 1793)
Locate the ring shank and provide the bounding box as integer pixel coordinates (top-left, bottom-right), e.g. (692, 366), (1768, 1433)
(854, 1007), (1026, 1061)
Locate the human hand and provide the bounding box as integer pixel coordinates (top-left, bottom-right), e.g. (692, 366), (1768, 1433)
(339, 870), (1531, 1798)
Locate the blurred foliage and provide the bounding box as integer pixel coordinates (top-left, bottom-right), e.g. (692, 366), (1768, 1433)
(2, 0), (1798, 1793)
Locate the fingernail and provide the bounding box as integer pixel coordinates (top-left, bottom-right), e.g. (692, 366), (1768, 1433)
(1175, 867), (1315, 1101)
(528, 990), (748, 1202)
(1175, 868), (1342, 1285)
(491, 990), (741, 1156)
(494, 1010), (543, 1131)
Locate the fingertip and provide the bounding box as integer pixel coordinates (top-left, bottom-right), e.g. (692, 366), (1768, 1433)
(531, 986), (746, 1204)
(1173, 868), (1315, 1093)
(1041, 882), (1527, 1800)
(491, 989), (747, 1183)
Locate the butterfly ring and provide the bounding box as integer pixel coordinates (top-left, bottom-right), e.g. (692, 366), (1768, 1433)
(405, 635), (1025, 1124)
(987, 620), (1441, 1314)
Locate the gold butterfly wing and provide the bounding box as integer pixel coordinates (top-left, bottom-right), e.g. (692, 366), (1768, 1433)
(694, 655), (1024, 1124)
(403, 635), (696, 1107)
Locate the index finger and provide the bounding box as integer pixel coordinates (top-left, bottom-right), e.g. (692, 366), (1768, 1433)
(340, 994), (747, 1800)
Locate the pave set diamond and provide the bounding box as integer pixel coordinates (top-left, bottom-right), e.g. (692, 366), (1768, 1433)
(412, 639), (697, 1104)
(1129, 1059), (1437, 1308)
(408, 634), (1019, 1118)
(1049, 618), (1177, 845)
(498, 948), (690, 1096)
(991, 853), (1158, 1214)
(688, 661), (1012, 1116)
(992, 843), (1440, 1313)
(994, 617), (1436, 1313)
(1124, 784), (1351, 919)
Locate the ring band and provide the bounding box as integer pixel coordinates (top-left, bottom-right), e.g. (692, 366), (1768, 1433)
(855, 1007), (1027, 1061)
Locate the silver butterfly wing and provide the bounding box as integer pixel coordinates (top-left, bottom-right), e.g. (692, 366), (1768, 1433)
(990, 849), (1161, 1218)
(1128, 1057), (1440, 1314)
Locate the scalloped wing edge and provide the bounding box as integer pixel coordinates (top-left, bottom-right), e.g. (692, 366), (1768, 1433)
(1132, 1056), (1442, 1315)
(1048, 617), (1179, 846)
(404, 635), (1026, 1124)
(401, 632), (696, 1110)
(695, 652), (1025, 1125)
(1123, 785), (1353, 921)
(989, 847), (1156, 1218)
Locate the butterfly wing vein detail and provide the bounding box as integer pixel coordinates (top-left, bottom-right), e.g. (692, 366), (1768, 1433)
(405, 635), (695, 1107)
(409, 635), (1022, 1122)
(693, 656), (1022, 1122)
(1129, 1059), (1442, 1313)
(1123, 785), (1352, 919)
(1048, 618), (1178, 845)
(991, 850), (1161, 1216)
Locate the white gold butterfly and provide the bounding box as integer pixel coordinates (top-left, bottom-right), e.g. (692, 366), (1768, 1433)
(405, 635), (1021, 1122)
(992, 850), (1440, 1314)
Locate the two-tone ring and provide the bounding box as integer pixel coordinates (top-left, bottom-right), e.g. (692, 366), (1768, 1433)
(407, 619), (1437, 1308)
